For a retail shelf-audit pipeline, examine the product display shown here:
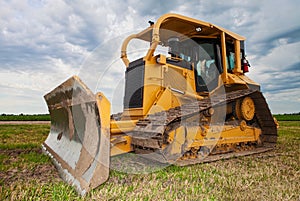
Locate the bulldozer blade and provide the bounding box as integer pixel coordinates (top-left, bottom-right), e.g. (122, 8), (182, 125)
(42, 76), (110, 196)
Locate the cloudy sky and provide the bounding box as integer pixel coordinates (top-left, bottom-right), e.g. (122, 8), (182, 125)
(0, 0), (299, 114)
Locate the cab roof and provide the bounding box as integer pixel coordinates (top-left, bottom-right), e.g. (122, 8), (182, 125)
(135, 13), (245, 44)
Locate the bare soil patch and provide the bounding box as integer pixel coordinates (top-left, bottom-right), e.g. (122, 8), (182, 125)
(0, 148), (60, 185)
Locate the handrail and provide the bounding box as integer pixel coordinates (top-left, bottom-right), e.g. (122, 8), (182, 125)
(120, 34), (139, 67)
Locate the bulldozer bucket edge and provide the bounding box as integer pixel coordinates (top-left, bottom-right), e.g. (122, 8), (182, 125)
(42, 76), (110, 195)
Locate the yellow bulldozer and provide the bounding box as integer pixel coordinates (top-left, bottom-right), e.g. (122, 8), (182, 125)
(42, 13), (277, 195)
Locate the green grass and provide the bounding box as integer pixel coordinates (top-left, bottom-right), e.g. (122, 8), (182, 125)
(0, 114), (50, 121)
(0, 124), (49, 149)
(273, 114), (300, 121)
(0, 122), (299, 200)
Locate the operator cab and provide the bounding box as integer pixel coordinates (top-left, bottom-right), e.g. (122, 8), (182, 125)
(167, 37), (250, 93)
(167, 37), (222, 92)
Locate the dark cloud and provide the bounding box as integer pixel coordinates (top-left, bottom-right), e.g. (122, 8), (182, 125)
(251, 60), (300, 98)
(263, 78), (300, 93)
(275, 27), (300, 44)
(285, 62), (300, 71)
(251, 26), (300, 57)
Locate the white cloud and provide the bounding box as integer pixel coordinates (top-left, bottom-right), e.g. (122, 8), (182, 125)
(0, 0), (300, 114)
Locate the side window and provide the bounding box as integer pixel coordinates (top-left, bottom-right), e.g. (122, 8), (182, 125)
(195, 43), (216, 78)
(194, 41), (220, 92)
(227, 52), (235, 71)
(226, 42), (235, 72)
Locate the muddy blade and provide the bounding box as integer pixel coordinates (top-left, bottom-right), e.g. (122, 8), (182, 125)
(42, 76), (110, 195)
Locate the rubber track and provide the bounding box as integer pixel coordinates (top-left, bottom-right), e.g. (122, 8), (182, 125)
(129, 89), (277, 164)
(250, 92), (277, 146)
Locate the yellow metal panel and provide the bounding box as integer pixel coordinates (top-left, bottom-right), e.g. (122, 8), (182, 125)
(110, 120), (138, 134)
(168, 126), (186, 155)
(221, 32), (228, 83)
(148, 87), (180, 114)
(143, 60), (164, 116)
(122, 108), (144, 120)
(226, 73), (246, 85)
(110, 135), (132, 156)
(96, 92), (111, 139)
(238, 75), (260, 87)
(143, 59), (199, 116)
(177, 124), (262, 149)
(233, 40), (243, 74)
(157, 54), (167, 65)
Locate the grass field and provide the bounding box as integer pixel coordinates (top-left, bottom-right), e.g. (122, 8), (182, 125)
(0, 114), (50, 121)
(273, 114), (300, 121)
(0, 121), (299, 200)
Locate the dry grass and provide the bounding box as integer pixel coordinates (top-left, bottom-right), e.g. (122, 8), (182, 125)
(0, 121), (299, 200)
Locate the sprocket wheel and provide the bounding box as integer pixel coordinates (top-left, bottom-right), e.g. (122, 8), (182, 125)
(235, 96), (255, 121)
(240, 97), (255, 121)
